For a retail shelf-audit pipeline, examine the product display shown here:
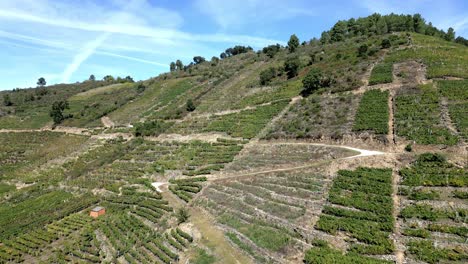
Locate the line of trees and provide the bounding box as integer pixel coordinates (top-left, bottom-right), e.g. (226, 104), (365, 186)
(320, 13), (466, 45)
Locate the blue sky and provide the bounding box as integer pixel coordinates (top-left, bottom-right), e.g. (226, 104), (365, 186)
(0, 0), (467, 90)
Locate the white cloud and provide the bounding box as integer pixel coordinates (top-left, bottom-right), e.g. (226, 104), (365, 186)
(0, 0), (285, 88)
(195, 0), (316, 29)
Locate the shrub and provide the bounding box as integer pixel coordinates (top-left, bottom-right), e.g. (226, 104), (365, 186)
(404, 144), (412, 152)
(284, 55), (300, 79)
(134, 120), (173, 137)
(186, 99), (196, 112)
(259, 67), (277, 85)
(176, 208), (190, 224)
(381, 39), (391, 49)
(301, 68), (324, 96)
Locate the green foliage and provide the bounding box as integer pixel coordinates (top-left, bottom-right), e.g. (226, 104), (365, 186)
(404, 144), (412, 152)
(402, 228), (430, 238)
(3, 94), (12, 106)
(438, 80), (468, 101)
(193, 56), (206, 64)
(301, 68), (324, 96)
(0, 132), (88, 179)
(262, 44), (281, 58)
(316, 168), (394, 255)
(266, 93), (358, 140)
(353, 90), (389, 134)
(0, 191), (97, 240)
(385, 33), (468, 78)
(259, 67), (277, 85)
(453, 190), (468, 199)
(369, 63), (393, 85)
(220, 215), (291, 252)
(225, 46), (253, 56)
(400, 204), (467, 222)
(50, 100), (70, 124)
(186, 99), (196, 112)
(284, 55), (300, 78)
(134, 120), (173, 137)
(304, 242), (391, 264)
(400, 153), (467, 187)
(427, 224), (468, 237)
(357, 44), (368, 57)
(172, 100), (288, 139)
(448, 102), (468, 140)
(395, 85), (458, 145)
(407, 240), (467, 264)
(408, 189), (440, 200)
(381, 38), (391, 49)
(37, 77), (46, 87)
(0, 80), (119, 129)
(0, 183), (14, 194)
(176, 208), (190, 223)
(288, 34), (299, 52)
(321, 13), (455, 44)
(169, 177), (206, 202)
(192, 248), (215, 264)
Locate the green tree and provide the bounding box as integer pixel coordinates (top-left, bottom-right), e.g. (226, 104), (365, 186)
(125, 76), (134, 82)
(381, 39), (391, 49)
(186, 99), (196, 112)
(103, 75), (115, 82)
(330, 21), (347, 42)
(37, 77), (46, 87)
(176, 208), (190, 224)
(288, 34), (299, 52)
(262, 44), (281, 58)
(210, 56), (219, 66)
(193, 56), (206, 64)
(284, 55), (300, 79)
(357, 44), (368, 57)
(50, 101), (69, 124)
(259, 67), (276, 85)
(170, 62), (176, 72)
(175, 59), (184, 70)
(220, 52), (227, 59)
(3, 94), (12, 106)
(445, 27), (455, 41)
(413, 14), (426, 33)
(320, 31), (331, 44)
(89, 74), (96, 81)
(301, 68), (323, 96)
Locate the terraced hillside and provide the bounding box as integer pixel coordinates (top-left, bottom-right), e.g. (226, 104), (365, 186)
(0, 13), (467, 264)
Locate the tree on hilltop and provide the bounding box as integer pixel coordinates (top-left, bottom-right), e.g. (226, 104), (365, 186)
(193, 56), (206, 64)
(288, 34), (299, 52)
(176, 60), (184, 70)
(37, 77), (46, 87)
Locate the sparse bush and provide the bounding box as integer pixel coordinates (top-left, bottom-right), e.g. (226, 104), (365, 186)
(186, 99), (196, 112)
(404, 144), (412, 152)
(381, 38), (391, 49)
(176, 208), (190, 224)
(284, 55), (300, 79)
(259, 67), (276, 85)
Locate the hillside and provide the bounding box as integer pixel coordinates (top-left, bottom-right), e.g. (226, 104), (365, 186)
(0, 13), (467, 264)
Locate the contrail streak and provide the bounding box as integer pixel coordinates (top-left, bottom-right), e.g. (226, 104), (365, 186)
(61, 32), (111, 82)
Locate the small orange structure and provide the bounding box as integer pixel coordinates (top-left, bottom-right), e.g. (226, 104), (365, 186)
(90, 206), (105, 218)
